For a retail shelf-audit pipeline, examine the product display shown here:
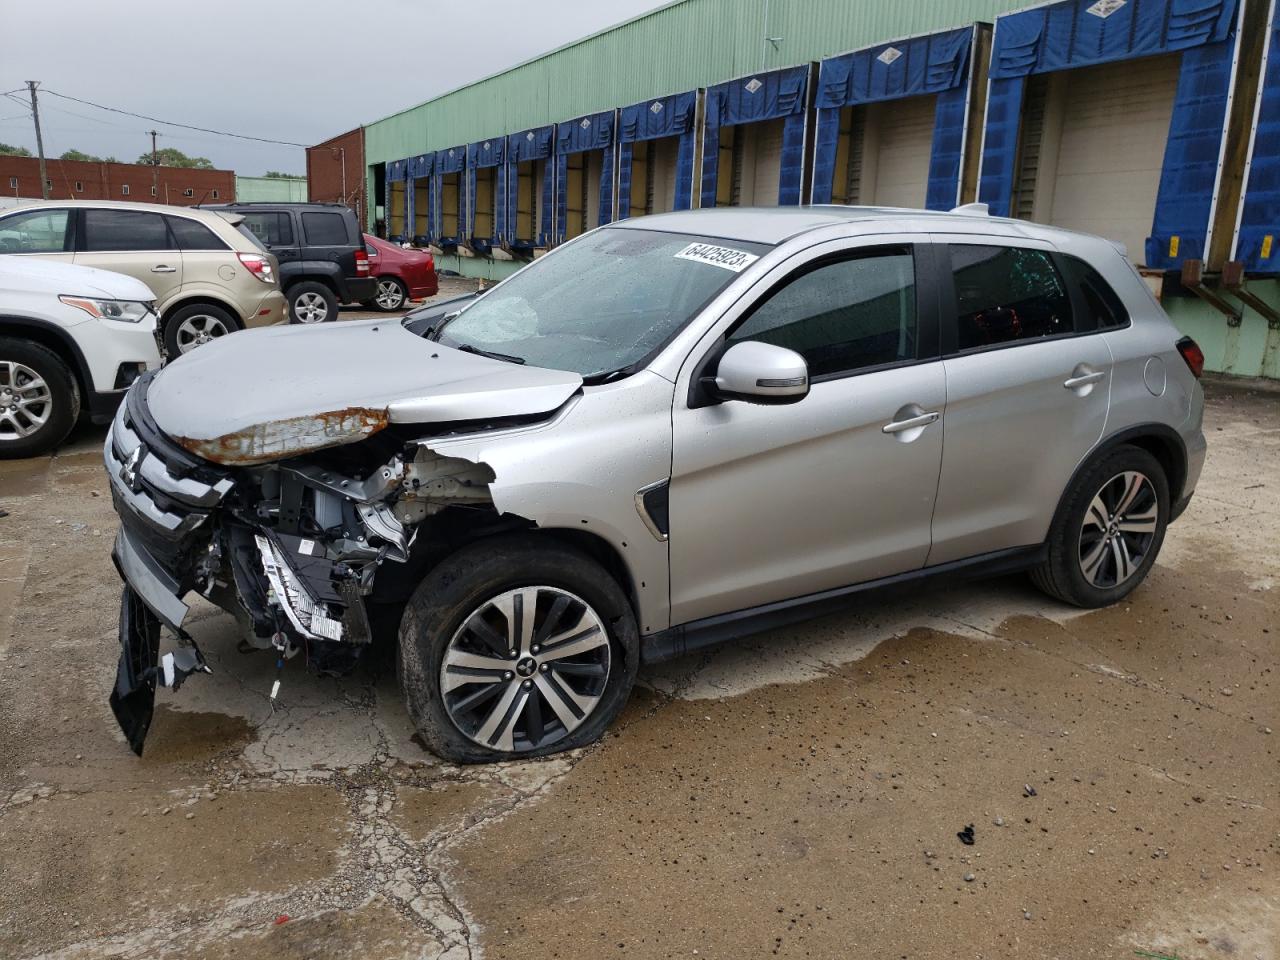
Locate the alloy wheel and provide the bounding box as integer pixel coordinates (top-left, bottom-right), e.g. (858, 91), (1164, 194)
(0, 360), (52, 440)
(293, 291), (330, 323)
(1078, 470), (1159, 588)
(439, 586), (611, 753)
(174, 314), (230, 354)
(375, 279), (405, 310)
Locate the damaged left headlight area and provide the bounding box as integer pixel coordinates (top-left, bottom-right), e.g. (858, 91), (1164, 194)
(104, 376), (495, 754)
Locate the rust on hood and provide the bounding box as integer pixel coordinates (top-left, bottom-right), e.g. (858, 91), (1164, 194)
(172, 406), (389, 466)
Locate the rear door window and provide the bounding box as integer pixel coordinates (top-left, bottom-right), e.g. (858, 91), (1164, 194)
(0, 208), (71, 253)
(948, 245), (1073, 351)
(83, 209), (172, 252)
(302, 212), (349, 246)
(166, 216), (228, 251)
(239, 211), (294, 247)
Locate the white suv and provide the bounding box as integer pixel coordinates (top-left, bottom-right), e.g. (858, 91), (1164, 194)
(0, 255), (162, 457)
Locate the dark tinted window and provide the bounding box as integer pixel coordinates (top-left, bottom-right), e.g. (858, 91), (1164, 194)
(302, 211), (349, 246)
(83, 209), (171, 252)
(0, 209), (70, 253)
(1062, 256), (1129, 329)
(166, 216), (227, 251)
(950, 245), (1071, 350)
(729, 249), (917, 378)
(239, 211), (293, 247)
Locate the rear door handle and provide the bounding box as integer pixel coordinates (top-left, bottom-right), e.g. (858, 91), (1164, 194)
(882, 411), (940, 434)
(151, 265), (177, 274)
(1063, 371), (1105, 389)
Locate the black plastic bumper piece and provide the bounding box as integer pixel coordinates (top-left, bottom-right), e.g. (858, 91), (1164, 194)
(109, 586), (161, 756)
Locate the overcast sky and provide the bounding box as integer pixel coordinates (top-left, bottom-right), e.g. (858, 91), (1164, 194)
(0, 0), (668, 176)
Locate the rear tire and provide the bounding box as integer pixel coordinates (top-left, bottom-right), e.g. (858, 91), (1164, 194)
(287, 281), (338, 324)
(371, 277), (407, 312)
(164, 303), (238, 357)
(1031, 444), (1169, 607)
(398, 535), (639, 763)
(0, 337), (79, 459)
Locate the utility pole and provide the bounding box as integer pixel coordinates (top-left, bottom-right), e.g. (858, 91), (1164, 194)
(149, 130), (159, 197)
(26, 81), (48, 200)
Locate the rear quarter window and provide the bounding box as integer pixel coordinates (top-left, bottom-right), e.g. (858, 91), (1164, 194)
(1061, 256), (1130, 330)
(240, 211), (293, 247)
(166, 216), (229, 251)
(302, 212), (350, 246)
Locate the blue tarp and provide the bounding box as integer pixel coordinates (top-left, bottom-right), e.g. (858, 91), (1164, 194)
(976, 0), (1240, 269)
(701, 66), (808, 208)
(507, 126), (555, 246)
(617, 90), (698, 217)
(433, 146), (467, 246)
(466, 138), (507, 248)
(812, 26), (974, 210)
(407, 153), (432, 242)
(555, 110), (616, 240)
(1236, 12), (1280, 272)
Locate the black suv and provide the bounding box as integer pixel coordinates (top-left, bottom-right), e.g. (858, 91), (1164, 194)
(213, 202), (376, 324)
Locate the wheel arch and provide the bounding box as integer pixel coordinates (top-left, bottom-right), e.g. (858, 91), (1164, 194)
(1053, 424), (1187, 533)
(161, 295), (244, 330)
(0, 314), (91, 397)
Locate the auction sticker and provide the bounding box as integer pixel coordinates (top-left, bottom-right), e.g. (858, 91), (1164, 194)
(674, 242), (759, 272)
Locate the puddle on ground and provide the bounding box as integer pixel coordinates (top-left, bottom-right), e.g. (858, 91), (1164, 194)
(140, 705), (257, 767)
(0, 457), (50, 499)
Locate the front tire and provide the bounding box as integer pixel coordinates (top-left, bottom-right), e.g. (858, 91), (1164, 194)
(371, 277), (407, 312)
(287, 281), (338, 324)
(1031, 444), (1169, 607)
(398, 535), (639, 763)
(0, 338), (79, 459)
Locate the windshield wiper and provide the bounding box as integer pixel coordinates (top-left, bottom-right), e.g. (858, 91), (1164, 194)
(454, 343), (526, 365)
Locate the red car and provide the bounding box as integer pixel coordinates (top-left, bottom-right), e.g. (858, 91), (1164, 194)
(361, 234), (439, 311)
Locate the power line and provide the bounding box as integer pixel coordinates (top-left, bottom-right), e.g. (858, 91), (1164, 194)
(39, 88), (310, 147)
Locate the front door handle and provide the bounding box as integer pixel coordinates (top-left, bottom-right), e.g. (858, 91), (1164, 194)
(1064, 371), (1105, 389)
(882, 411), (940, 434)
(151, 264), (177, 274)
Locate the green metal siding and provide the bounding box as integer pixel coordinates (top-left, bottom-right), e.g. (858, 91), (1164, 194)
(235, 175), (308, 202)
(364, 0), (1028, 164)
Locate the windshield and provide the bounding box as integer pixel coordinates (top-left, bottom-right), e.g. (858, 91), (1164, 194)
(438, 227), (771, 378)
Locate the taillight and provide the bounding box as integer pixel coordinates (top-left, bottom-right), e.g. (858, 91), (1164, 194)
(355, 249), (370, 275)
(1176, 336), (1205, 379)
(238, 252), (274, 284)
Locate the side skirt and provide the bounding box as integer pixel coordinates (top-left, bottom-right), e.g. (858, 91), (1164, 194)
(640, 544), (1047, 665)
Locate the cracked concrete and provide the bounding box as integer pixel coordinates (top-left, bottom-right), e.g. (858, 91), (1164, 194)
(0, 376), (1276, 959)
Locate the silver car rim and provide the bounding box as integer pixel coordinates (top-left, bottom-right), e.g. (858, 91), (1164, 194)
(0, 360), (52, 441)
(439, 586), (611, 753)
(175, 314), (230, 354)
(1078, 470), (1159, 589)
(375, 279), (405, 310)
(294, 291), (330, 323)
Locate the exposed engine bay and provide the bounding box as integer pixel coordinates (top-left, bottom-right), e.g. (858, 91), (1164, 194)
(104, 363), (557, 754)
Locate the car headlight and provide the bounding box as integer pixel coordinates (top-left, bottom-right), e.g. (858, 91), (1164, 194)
(59, 296), (155, 323)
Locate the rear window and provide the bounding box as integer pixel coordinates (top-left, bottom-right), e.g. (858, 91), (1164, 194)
(239, 211), (293, 247)
(83, 209), (172, 252)
(302, 211), (349, 246)
(166, 216), (228, 251)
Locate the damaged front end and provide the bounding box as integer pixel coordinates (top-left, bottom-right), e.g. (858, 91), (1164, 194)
(104, 372), (499, 754)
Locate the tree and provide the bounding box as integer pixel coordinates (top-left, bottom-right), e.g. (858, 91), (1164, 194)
(60, 149), (104, 162)
(0, 143), (32, 157)
(137, 147), (214, 169)
(263, 171), (302, 179)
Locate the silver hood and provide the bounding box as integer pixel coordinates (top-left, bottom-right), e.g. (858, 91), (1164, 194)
(146, 318), (582, 465)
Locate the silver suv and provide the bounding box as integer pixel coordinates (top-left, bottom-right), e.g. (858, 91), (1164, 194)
(103, 206), (1206, 763)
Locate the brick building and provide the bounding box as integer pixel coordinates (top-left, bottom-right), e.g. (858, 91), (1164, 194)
(305, 127), (364, 227)
(0, 155), (235, 205)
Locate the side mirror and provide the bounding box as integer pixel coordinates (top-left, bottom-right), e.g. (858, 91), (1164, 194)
(708, 340), (809, 405)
